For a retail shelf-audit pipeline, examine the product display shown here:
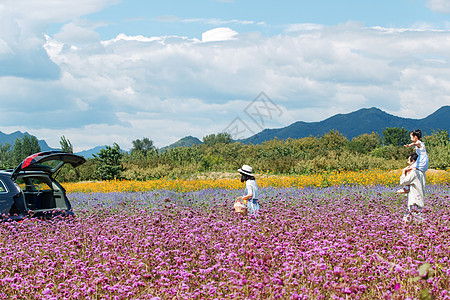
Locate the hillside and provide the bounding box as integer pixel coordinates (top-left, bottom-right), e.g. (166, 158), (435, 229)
(2, 106), (449, 153)
(240, 106), (450, 144)
(0, 131), (57, 151)
(75, 146), (107, 158)
(159, 136), (202, 152)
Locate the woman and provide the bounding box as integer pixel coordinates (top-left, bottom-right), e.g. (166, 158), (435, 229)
(237, 164), (260, 216)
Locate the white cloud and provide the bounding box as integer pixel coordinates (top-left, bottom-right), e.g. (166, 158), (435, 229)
(54, 22), (101, 45)
(153, 15), (180, 23)
(427, 0), (450, 13)
(0, 0), (119, 24)
(101, 33), (165, 45)
(285, 23), (325, 33)
(202, 27), (238, 42)
(2, 17), (450, 150)
(0, 0), (118, 81)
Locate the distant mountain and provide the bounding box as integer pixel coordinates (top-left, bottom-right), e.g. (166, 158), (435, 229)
(159, 136), (202, 152)
(0, 131), (58, 151)
(75, 146), (107, 158)
(2, 106), (448, 154)
(240, 106), (450, 144)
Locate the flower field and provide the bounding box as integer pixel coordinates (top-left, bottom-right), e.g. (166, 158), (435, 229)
(1, 182), (449, 299)
(62, 169), (450, 193)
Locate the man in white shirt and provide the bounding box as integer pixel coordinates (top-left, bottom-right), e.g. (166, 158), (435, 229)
(398, 152), (425, 223)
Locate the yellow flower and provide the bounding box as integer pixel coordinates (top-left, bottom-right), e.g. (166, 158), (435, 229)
(62, 170), (450, 193)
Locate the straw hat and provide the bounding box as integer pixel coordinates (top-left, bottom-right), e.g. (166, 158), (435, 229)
(238, 164), (254, 176)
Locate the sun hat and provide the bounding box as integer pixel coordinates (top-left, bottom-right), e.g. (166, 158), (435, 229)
(238, 164), (254, 176)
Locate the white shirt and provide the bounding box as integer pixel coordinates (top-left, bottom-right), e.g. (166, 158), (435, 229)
(413, 141), (429, 172)
(244, 180), (258, 200)
(400, 169), (425, 207)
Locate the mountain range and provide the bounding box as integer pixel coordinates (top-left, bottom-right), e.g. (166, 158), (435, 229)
(0, 131), (54, 151)
(1, 106), (449, 157)
(239, 105), (450, 144)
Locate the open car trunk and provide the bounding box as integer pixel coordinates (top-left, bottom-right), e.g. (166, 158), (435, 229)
(17, 173), (72, 213)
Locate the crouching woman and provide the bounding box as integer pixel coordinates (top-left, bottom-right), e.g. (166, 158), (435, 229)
(237, 165), (260, 216)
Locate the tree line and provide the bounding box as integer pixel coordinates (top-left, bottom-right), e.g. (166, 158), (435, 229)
(1, 128), (449, 182)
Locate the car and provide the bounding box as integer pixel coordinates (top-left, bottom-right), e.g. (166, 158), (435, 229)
(0, 151), (86, 221)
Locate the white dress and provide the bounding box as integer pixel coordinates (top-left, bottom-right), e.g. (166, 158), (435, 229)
(244, 180), (260, 214)
(412, 141), (429, 173)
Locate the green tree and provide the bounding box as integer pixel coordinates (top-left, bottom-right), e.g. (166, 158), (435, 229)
(424, 130), (450, 170)
(0, 143), (13, 169)
(59, 135), (74, 153)
(130, 137), (155, 156)
(348, 132), (380, 154)
(203, 132), (233, 146)
(381, 127), (410, 146)
(93, 143), (124, 180)
(319, 130), (349, 151)
(424, 129), (449, 148)
(13, 135), (41, 165)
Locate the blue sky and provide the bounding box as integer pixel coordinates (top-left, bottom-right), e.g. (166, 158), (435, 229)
(1, 0), (450, 151)
(71, 0), (449, 39)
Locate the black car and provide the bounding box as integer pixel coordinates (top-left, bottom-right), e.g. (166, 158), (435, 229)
(0, 151), (86, 221)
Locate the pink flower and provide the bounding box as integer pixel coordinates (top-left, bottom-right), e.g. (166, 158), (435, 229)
(42, 288), (52, 295)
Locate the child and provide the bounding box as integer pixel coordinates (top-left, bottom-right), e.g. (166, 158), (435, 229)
(237, 164), (260, 216)
(398, 153), (426, 223)
(397, 129), (429, 193)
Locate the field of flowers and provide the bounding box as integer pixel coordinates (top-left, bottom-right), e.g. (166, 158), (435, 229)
(0, 180), (449, 299)
(62, 169), (450, 193)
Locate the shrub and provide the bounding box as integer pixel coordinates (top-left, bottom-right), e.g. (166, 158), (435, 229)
(371, 145), (410, 160)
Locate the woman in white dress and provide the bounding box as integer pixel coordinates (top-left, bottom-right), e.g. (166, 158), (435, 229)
(237, 164), (260, 216)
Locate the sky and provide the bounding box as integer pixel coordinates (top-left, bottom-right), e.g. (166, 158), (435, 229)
(1, 0), (450, 151)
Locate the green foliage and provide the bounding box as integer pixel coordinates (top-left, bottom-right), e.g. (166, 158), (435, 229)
(371, 145), (411, 160)
(348, 132), (380, 154)
(319, 130), (349, 151)
(93, 143), (124, 180)
(59, 135), (73, 153)
(74, 160), (98, 181)
(130, 137), (155, 157)
(427, 144), (450, 170)
(13, 135), (41, 165)
(424, 130), (450, 170)
(381, 127), (410, 146)
(424, 129), (449, 148)
(0, 143), (13, 169)
(17, 128), (448, 182)
(200, 153), (224, 171)
(409, 263), (437, 300)
(163, 146), (202, 165)
(117, 129), (447, 179)
(203, 132), (232, 146)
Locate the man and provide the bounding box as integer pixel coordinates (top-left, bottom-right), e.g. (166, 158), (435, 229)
(398, 152), (425, 223)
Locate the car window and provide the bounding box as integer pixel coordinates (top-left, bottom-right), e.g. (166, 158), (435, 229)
(0, 180), (7, 193)
(16, 177), (52, 191)
(34, 159), (63, 169)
